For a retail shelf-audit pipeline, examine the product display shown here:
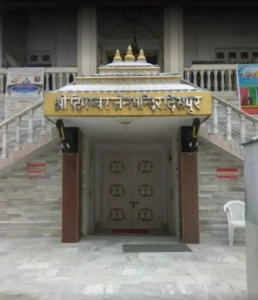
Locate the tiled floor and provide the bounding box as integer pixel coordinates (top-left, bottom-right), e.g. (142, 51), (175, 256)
(0, 236), (246, 300)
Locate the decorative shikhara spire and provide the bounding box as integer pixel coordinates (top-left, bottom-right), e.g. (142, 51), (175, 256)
(124, 45), (135, 61)
(137, 49), (146, 62)
(113, 49), (122, 62)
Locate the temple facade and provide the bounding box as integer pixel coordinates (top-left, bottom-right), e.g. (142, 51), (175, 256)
(0, 4), (253, 242)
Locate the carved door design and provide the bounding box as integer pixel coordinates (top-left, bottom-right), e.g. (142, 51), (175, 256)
(102, 154), (131, 228)
(102, 151), (162, 229)
(131, 152), (162, 229)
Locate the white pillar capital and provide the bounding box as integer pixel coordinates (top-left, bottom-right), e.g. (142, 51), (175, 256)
(163, 6), (184, 75)
(77, 6), (97, 76)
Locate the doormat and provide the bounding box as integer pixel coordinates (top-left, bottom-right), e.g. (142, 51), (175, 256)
(122, 244), (192, 252)
(112, 229), (149, 234)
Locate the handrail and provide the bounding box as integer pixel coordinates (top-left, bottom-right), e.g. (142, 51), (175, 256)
(206, 119), (252, 141)
(0, 99), (44, 128)
(0, 123), (42, 150)
(45, 67), (77, 73)
(181, 79), (258, 123)
(184, 64), (236, 71)
(0, 67), (78, 74)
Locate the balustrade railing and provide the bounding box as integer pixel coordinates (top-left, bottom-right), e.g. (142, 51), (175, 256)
(0, 65), (238, 94)
(0, 67), (78, 93)
(182, 79), (258, 151)
(184, 65), (237, 93)
(0, 100), (54, 159)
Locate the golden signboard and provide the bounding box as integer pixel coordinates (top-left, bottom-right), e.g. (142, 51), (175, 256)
(44, 91), (212, 117)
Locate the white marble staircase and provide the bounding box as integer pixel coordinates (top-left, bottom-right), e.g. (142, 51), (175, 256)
(182, 79), (258, 161)
(0, 100), (57, 175)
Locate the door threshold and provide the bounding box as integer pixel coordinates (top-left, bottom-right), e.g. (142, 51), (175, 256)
(112, 229), (149, 234)
(91, 229), (174, 236)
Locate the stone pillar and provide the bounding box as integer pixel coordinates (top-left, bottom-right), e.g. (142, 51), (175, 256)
(163, 6), (184, 75)
(77, 6), (97, 76)
(179, 127), (199, 244)
(242, 139), (258, 300)
(62, 128), (82, 243)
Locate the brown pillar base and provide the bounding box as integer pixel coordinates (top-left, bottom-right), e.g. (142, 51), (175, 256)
(180, 152), (199, 244)
(61, 128), (82, 243)
(179, 125), (199, 244)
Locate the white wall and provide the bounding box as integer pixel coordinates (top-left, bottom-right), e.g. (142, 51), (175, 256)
(184, 13), (258, 65)
(26, 9), (77, 67)
(2, 10), (28, 65)
(54, 12), (77, 67)
(5, 9), (258, 68)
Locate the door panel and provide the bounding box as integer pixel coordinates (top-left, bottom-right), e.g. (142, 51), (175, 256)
(131, 152), (162, 229)
(102, 154), (131, 228)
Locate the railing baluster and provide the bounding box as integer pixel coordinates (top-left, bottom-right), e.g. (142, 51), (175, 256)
(14, 117), (21, 151)
(226, 106), (232, 141)
(228, 70), (232, 91)
(207, 70), (211, 90)
(27, 109), (34, 143)
(45, 73), (50, 90)
(221, 70), (225, 91)
(193, 71), (197, 86)
(58, 73), (63, 89)
(214, 70), (218, 92)
(65, 73), (70, 85)
(39, 108), (47, 136)
(212, 98), (219, 134)
(240, 114), (246, 144)
(200, 71), (204, 88)
(1, 125), (8, 159)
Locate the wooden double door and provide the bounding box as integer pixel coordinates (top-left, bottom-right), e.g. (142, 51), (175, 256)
(101, 151), (163, 229)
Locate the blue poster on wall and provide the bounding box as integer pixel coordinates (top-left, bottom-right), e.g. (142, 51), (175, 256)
(4, 67), (45, 119)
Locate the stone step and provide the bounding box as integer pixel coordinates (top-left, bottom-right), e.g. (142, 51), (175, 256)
(0, 230), (61, 237)
(210, 231), (246, 240)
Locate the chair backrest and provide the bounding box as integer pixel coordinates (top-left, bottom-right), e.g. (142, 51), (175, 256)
(223, 200), (245, 222)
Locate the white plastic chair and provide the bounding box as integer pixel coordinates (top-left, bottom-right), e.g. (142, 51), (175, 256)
(223, 200), (245, 246)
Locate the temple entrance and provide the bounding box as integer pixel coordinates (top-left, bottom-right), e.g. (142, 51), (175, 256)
(101, 150), (164, 230)
(44, 45), (212, 243)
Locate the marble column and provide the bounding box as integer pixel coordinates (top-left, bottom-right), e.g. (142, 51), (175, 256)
(77, 6), (97, 75)
(242, 139), (258, 300)
(163, 6), (184, 75)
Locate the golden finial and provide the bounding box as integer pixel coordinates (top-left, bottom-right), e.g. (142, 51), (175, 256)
(137, 49), (146, 62)
(125, 45), (135, 61)
(113, 49), (122, 62)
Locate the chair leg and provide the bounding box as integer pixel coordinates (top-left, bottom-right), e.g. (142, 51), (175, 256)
(229, 225), (235, 247)
(229, 225), (234, 246)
